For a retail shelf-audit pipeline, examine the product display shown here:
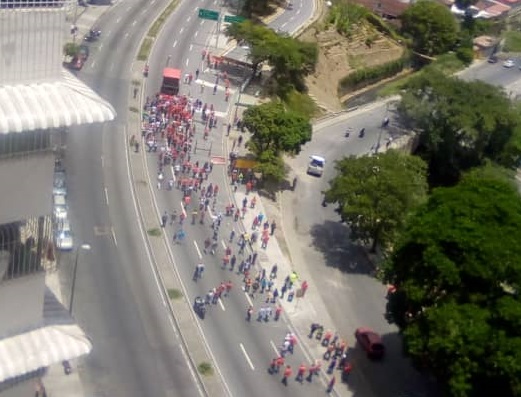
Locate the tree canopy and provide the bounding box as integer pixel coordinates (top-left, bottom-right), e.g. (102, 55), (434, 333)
(384, 173), (521, 397)
(398, 69), (521, 187)
(324, 151), (428, 252)
(242, 101), (312, 155)
(226, 21), (318, 94)
(401, 0), (459, 56)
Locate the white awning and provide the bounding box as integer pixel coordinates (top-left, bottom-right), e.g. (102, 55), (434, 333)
(0, 324), (92, 383)
(0, 69), (116, 134)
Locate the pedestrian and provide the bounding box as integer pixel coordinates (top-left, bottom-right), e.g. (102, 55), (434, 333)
(227, 123), (231, 136)
(161, 211), (168, 227)
(274, 305), (282, 321)
(269, 358), (278, 374)
(273, 288), (279, 302)
(251, 251), (258, 265)
(281, 283), (287, 299)
(264, 306), (272, 322)
(195, 68), (199, 79)
(266, 291), (272, 304)
(270, 221), (276, 235)
(327, 376), (336, 393)
(170, 210), (177, 225)
(296, 363), (306, 383)
(327, 358), (337, 374)
(230, 254), (236, 271)
(270, 264), (278, 279)
(229, 230), (235, 242)
(213, 84), (217, 95)
(246, 305), (253, 321)
(258, 306), (266, 321)
(301, 280), (309, 297)
(225, 280), (233, 296)
(282, 365), (292, 386)
(341, 362), (353, 383)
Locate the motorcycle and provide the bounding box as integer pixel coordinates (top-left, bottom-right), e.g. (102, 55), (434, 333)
(143, 64), (149, 78)
(194, 296), (206, 319)
(358, 128), (365, 138)
(62, 360), (72, 375)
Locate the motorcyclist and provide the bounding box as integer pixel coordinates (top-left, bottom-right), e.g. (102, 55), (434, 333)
(358, 128), (365, 138)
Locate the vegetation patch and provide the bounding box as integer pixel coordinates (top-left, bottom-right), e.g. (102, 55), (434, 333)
(138, 37), (153, 61)
(503, 30), (521, 52)
(167, 288), (183, 300)
(282, 89), (319, 119)
(197, 362), (214, 376)
(147, 228), (162, 237)
(129, 106), (140, 113)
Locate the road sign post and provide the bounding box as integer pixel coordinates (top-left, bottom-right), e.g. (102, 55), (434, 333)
(224, 15), (246, 23)
(198, 8), (219, 21)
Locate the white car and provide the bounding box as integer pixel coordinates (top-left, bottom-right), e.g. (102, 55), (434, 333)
(307, 155), (325, 177)
(56, 230), (74, 251)
(503, 59), (515, 68)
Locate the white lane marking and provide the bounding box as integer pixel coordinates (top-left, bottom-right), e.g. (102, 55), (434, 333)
(218, 298), (225, 311)
(125, 32), (129, 38)
(200, 20), (204, 25)
(244, 291), (253, 306)
(132, 20), (137, 26)
(194, 240), (202, 259)
(221, 240), (226, 249)
(194, 31), (198, 37)
(173, 40), (178, 48)
(281, 22), (288, 28)
(187, 16), (191, 22)
(99, 43), (103, 50)
(91, 60), (97, 68)
(111, 227), (118, 246)
(239, 343), (255, 370)
(180, 26), (184, 34)
(270, 340), (279, 356)
(186, 58), (189, 66)
(189, 44), (193, 51)
(101, 155), (104, 168)
(116, 17), (121, 23)
(141, 8), (148, 15)
(104, 187), (109, 205)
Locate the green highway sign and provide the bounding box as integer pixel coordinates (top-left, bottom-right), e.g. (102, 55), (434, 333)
(198, 8), (219, 21)
(224, 15), (246, 23)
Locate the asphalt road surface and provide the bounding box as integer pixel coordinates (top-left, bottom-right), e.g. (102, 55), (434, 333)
(459, 58), (521, 96)
(281, 102), (438, 397)
(142, 1), (333, 396)
(60, 1), (201, 396)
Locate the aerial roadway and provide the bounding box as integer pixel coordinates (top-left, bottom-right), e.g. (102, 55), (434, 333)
(64, 1), (322, 397)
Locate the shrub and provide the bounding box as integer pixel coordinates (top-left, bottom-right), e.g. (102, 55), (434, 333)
(339, 55), (408, 94)
(456, 46), (474, 65)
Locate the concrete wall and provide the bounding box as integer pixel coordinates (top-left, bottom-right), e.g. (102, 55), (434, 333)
(0, 152), (54, 225)
(0, 272), (45, 336)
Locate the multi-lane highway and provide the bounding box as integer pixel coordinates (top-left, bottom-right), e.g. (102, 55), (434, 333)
(62, 1), (201, 396)
(61, 0), (324, 396)
(142, 1), (331, 397)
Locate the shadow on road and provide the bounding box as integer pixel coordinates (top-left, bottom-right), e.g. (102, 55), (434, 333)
(309, 220), (374, 275)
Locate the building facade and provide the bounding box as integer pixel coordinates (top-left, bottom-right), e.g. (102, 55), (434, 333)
(0, 1), (115, 395)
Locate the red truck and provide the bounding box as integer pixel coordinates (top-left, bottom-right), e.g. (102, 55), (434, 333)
(161, 68), (181, 95)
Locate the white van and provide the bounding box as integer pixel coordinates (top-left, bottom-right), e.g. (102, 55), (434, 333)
(307, 155), (325, 177)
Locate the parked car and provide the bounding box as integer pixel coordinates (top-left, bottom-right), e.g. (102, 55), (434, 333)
(53, 194), (68, 221)
(355, 327), (385, 359)
(53, 170), (67, 197)
(503, 59), (515, 68)
(70, 56), (84, 70)
(56, 230), (74, 251)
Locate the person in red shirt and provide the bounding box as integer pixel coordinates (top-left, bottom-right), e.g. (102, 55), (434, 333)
(341, 362), (353, 383)
(282, 365), (292, 386)
(274, 305), (283, 321)
(296, 363), (307, 383)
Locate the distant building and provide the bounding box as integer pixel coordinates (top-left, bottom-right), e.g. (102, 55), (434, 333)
(0, 1), (115, 396)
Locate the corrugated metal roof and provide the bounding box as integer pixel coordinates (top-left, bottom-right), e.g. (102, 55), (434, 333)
(0, 324), (92, 383)
(0, 69), (116, 134)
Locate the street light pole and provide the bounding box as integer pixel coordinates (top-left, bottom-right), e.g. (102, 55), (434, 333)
(69, 244), (91, 315)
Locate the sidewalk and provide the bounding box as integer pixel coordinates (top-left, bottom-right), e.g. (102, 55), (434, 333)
(223, 94), (354, 397)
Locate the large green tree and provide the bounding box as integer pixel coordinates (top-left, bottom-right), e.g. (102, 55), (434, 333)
(398, 69), (521, 187)
(324, 151), (428, 252)
(242, 101), (312, 155)
(401, 0), (459, 56)
(226, 21), (318, 94)
(384, 173), (521, 397)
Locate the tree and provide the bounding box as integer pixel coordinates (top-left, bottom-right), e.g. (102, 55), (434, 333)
(324, 151), (428, 252)
(63, 42), (79, 57)
(242, 102), (312, 155)
(398, 69), (521, 187)
(254, 149), (286, 183)
(401, 0), (459, 56)
(384, 173), (521, 397)
(225, 21), (318, 94)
